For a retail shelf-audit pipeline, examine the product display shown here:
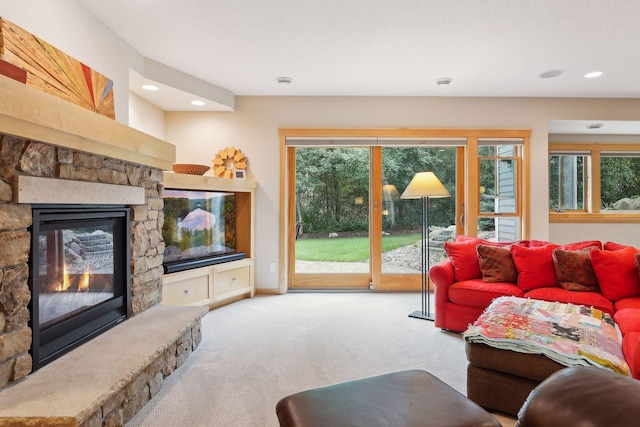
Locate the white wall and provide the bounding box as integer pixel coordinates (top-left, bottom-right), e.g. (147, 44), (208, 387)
(1, 0), (142, 123)
(129, 92), (166, 139)
(549, 223), (640, 247)
(166, 96), (640, 290)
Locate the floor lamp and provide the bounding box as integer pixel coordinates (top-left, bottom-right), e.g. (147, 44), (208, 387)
(400, 172), (450, 321)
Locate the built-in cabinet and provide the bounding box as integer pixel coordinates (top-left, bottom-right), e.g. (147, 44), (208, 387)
(161, 172), (256, 307)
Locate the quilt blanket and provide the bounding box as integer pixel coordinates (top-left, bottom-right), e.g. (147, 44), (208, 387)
(463, 296), (629, 376)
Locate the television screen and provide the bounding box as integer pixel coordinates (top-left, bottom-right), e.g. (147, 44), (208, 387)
(162, 189), (236, 269)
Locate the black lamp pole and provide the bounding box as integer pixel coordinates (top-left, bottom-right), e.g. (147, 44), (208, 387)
(409, 195), (433, 320)
(400, 171), (449, 322)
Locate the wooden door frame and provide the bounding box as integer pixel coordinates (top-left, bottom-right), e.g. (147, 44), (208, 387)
(278, 128), (531, 294)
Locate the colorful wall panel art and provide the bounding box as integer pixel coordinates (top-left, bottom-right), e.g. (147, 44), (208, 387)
(0, 17), (115, 119)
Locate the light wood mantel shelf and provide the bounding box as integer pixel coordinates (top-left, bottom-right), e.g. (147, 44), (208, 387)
(0, 75), (175, 170)
(162, 171), (257, 191)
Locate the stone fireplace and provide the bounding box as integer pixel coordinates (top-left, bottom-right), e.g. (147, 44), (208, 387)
(0, 134), (166, 385)
(0, 76), (207, 425)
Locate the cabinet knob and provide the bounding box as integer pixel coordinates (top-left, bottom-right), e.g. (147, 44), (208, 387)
(232, 277), (237, 281)
(184, 289), (190, 294)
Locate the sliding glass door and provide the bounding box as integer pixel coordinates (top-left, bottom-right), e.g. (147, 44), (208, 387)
(281, 129), (530, 292)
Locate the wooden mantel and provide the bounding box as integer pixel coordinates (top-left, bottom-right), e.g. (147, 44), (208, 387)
(0, 75), (175, 170)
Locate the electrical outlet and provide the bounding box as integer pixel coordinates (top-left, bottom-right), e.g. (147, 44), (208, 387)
(269, 262), (276, 272)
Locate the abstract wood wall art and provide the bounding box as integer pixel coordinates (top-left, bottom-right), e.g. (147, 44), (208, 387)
(0, 17), (115, 119)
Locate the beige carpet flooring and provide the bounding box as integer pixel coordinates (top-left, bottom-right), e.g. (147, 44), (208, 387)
(126, 292), (516, 426)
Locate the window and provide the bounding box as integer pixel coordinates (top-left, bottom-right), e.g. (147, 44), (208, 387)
(600, 154), (640, 211)
(477, 141), (523, 242)
(549, 144), (640, 220)
(549, 154), (586, 211)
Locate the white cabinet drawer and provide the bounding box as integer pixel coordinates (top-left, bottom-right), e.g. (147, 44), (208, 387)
(162, 269), (211, 306)
(212, 259), (253, 302)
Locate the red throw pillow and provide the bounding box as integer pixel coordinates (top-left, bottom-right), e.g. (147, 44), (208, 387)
(552, 247), (599, 292)
(561, 240), (603, 250)
(590, 247), (640, 302)
(477, 244), (517, 283)
(444, 239), (482, 281)
(510, 244), (560, 290)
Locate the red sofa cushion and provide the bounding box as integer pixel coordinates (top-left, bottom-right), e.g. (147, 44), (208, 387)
(524, 287), (614, 315)
(616, 296), (640, 311)
(604, 241), (631, 251)
(444, 239), (483, 281)
(560, 240), (603, 250)
(622, 331), (640, 380)
(527, 239), (551, 247)
(448, 279), (525, 308)
(614, 308), (640, 334)
(455, 235), (479, 242)
(590, 247), (640, 302)
(510, 244), (560, 290)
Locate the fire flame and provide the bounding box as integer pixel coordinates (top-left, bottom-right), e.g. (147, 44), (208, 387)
(79, 265), (91, 292)
(58, 263), (71, 292)
(56, 263), (91, 292)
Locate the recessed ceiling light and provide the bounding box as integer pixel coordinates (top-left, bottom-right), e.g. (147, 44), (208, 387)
(539, 69), (564, 79)
(276, 76), (293, 85)
(142, 84), (159, 91)
(191, 100), (206, 106)
(587, 123), (603, 129)
(584, 71), (603, 79)
(435, 77), (452, 86)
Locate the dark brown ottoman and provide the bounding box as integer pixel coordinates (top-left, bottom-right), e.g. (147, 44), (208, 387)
(465, 342), (565, 416)
(276, 369), (501, 427)
(518, 366), (640, 427)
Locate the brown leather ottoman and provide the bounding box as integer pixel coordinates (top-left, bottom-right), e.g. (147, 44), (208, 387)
(276, 369), (501, 427)
(517, 366), (640, 427)
(465, 342), (565, 416)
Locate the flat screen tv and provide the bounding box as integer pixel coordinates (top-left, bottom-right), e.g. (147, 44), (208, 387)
(162, 189), (245, 273)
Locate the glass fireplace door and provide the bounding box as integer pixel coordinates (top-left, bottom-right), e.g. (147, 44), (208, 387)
(30, 206), (130, 370)
(38, 224), (116, 328)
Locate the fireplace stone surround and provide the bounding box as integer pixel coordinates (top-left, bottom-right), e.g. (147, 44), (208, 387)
(0, 132), (168, 385)
(0, 75), (207, 425)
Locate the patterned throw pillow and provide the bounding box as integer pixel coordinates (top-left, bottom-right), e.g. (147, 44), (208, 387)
(477, 244), (517, 283)
(552, 247), (600, 292)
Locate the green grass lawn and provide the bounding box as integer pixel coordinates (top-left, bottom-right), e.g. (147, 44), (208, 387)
(295, 233), (421, 262)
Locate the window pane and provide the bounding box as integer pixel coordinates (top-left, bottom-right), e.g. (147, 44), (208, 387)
(477, 216), (521, 242)
(549, 155), (585, 210)
(600, 155), (640, 211)
(381, 147), (456, 274)
(478, 144), (518, 157)
(294, 147), (370, 273)
(479, 159), (516, 213)
(478, 146), (496, 156)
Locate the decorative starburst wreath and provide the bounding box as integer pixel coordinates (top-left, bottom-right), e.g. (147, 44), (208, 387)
(213, 146), (247, 179)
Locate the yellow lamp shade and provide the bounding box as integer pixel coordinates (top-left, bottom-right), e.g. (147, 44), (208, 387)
(400, 172), (450, 199)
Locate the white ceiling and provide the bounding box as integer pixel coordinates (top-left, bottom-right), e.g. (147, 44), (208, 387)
(77, 0), (640, 133)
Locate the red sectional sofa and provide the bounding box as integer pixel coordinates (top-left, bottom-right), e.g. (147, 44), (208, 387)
(429, 236), (640, 379)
